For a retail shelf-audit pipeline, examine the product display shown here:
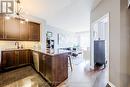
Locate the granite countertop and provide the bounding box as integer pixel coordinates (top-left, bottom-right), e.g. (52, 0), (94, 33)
(1, 48), (70, 56)
(33, 49), (70, 56)
(1, 48), (30, 51)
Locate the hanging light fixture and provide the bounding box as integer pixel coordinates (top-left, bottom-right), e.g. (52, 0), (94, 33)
(5, 0), (28, 22)
(15, 0), (28, 22)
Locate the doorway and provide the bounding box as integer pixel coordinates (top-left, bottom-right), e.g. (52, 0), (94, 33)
(90, 13), (110, 82)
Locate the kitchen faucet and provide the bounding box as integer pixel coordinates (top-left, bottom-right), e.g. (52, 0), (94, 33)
(15, 42), (20, 49)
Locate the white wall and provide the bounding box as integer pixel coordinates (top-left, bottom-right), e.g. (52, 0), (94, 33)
(45, 25), (76, 50)
(21, 0), (92, 32)
(76, 31), (90, 49)
(91, 0), (120, 86)
(44, 0), (91, 32)
(120, 0), (130, 87)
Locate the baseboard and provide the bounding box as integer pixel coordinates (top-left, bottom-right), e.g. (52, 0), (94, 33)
(108, 81), (116, 87)
(0, 64), (31, 73)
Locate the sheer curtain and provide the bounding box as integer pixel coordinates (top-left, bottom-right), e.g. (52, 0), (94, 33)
(77, 32), (90, 50)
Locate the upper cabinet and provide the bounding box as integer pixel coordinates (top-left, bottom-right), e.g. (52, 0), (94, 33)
(0, 15), (4, 39)
(20, 21), (29, 41)
(0, 15), (40, 41)
(29, 22), (40, 41)
(5, 18), (20, 40)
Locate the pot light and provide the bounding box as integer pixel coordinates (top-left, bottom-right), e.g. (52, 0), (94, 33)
(5, 16), (10, 20)
(25, 19), (28, 22)
(20, 20), (24, 24)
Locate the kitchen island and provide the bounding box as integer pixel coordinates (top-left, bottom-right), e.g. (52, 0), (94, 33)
(0, 49), (69, 87)
(34, 50), (69, 87)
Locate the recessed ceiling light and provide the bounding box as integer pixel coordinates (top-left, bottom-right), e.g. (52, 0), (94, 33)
(25, 19), (29, 22)
(20, 20), (24, 24)
(5, 16), (10, 20)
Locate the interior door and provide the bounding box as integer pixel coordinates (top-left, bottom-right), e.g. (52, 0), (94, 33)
(91, 13), (109, 82)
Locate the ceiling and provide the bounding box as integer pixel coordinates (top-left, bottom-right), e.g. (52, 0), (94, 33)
(21, 0), (102, 32)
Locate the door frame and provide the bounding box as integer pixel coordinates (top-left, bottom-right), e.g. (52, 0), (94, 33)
(90, 13), (110, 81)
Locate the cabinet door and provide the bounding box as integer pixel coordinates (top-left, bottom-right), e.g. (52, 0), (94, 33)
(19, 50), (29, 65)
(39, 54), (46, 76)
(28, 50), (33, 64)
(45, 55), (52, 82)
(29, 22), (40, 41)
(20, 22), (29, 40)
(1, 51), (15, 69)
(0, 15), (4, 39)
(4, 18), (20, 40)
(14, 51), (20, 66)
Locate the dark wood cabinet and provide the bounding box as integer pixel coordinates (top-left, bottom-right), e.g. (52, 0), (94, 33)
(1, 50), (32, 70)
(14, 51), (20, 66)
(0, 16), (40, 41)
(0, 15), (4, 39)
(1, 51), (15, 69)
(32, 51), (68, 87)
(1, 50), (68, 87)
(28, 50), (33, 64)
(29, 22), (40, 41)
(19, 50), (30, 65)
(39, 53), (46, 76)
(20, 22), (29, 40)
(4, 18), (20, 40)
(45, 55), (53, 82)
(45, 54), (68, 87)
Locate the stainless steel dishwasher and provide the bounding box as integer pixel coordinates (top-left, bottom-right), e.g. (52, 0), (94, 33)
(33, 51), (39, 72)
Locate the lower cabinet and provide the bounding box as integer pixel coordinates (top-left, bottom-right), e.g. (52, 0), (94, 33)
(39, 53), (46, 76)
(1, 50), (32, 70)
(37, 53), (68, 87)
(41, 54), (68, 87)
(19, 50), (31, 65)
(45, 55), (53, 82)
(1, 51), (15, 69)
(1, 50), (68, 87)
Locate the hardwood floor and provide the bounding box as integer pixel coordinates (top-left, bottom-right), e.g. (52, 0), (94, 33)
(0, 61), (107, 87)
(58, 61), (107, 87)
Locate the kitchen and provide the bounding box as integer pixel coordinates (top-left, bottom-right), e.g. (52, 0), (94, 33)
(0, 14), (69, 87)
(0, 0), (108, 87)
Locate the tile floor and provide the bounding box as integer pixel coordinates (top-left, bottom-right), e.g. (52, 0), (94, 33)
(0, 61), (107, 87)
(0, 66), (50, 87)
